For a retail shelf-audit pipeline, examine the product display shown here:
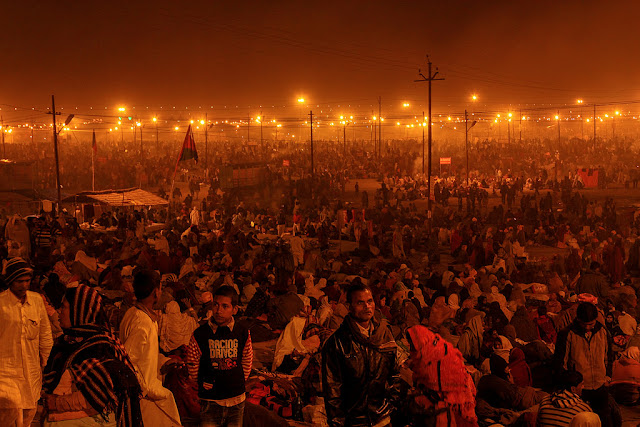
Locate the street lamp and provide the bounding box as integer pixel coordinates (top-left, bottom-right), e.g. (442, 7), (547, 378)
(576, 99), (584, 139)
(341, 117), (351, 156)
(152, 117), (159, 152)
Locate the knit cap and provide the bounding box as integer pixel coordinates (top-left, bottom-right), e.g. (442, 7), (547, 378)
(4, 257), (33, 285)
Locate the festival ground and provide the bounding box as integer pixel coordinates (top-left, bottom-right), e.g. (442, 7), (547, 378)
(167, 177), (640, 426)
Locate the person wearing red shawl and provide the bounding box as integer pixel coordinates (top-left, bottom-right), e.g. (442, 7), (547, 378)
(508, 348), (532, 388)
(451, 228), (463, 255)
(406, 325), (478, 427)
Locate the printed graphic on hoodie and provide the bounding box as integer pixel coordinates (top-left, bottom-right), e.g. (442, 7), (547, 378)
(208, 338), (238, 370)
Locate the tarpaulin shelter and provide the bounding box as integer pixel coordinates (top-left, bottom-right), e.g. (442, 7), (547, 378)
(62, 188), (168, 222)
(62, 188), (168, 207)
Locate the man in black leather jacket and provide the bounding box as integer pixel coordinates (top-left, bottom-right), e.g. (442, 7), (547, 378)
(322, 283), (400, 427)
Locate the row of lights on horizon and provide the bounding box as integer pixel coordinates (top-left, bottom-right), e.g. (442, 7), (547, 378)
(0, 97), (628, 133)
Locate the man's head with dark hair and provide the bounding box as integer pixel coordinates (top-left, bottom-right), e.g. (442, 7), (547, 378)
(212, 286), (239, 326)
(556, 370), (584, 394)
(347, 283), (372, 305)
(347, 283), (375, 327)
(576, 302), (598, 332)
(133, 270), (160, 301)
(214, 285), (239, 307)
(590, 261), (601, 271)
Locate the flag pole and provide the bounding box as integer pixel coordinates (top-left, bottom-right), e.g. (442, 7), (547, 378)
(171, 124), (198, 206)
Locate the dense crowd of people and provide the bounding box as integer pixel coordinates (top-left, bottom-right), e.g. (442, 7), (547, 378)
(3, 134), (640, 426)
(10, 130), (640, 195)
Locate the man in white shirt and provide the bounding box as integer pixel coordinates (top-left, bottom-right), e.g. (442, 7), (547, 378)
(190, 206), (201, 227)
(120, 270), (182, 426)
(0, 257), (53, 426)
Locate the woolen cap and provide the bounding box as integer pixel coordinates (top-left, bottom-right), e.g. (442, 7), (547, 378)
(4, 257), (33, 285)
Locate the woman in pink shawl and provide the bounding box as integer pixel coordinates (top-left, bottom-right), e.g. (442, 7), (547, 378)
(406, 325), (478, 426)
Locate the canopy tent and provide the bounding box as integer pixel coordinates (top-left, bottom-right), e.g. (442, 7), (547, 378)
(62, 188), (168, 207)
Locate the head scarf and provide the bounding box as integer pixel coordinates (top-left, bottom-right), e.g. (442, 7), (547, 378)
(159, 301), (198, 353)
(44, 285), (142, 427)
(66, 284), (106, 327)
(448, 294), (460, 311)
(457, 314), (485, 361)
(407, 325), (477, 425)
(429, 296), (453, 328)
(503, 325), (517, 343)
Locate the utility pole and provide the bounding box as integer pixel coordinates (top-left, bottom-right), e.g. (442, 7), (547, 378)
(260, 112), (264, 159)
(593, 104), (597, 146)
(415, 56), (444, 232)
(139, 122), (143, 162)
(422, 111), (425, 174)
(465, 110), (469, 186)
(48, 95), (62, 208)
(247, 115), (250, 144)
(557, 110), (561, 144)
(465, 110), (477, 187)
(1, 116), (4, 158)
(155, 119), (159, 153)
(372, 114), (376, 157)
(309, 110), (314, 179)
(205, 113), (208, 167)
(378, 97), (382, 158)
(519, 109), (522, 144)
(343, 121), (346, 156)
(580, 106), (584, 140)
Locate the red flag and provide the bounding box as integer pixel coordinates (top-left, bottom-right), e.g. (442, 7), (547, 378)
(174, 125), (198, 174)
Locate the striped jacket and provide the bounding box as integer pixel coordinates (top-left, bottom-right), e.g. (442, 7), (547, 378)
(536, 390), (592, 427)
